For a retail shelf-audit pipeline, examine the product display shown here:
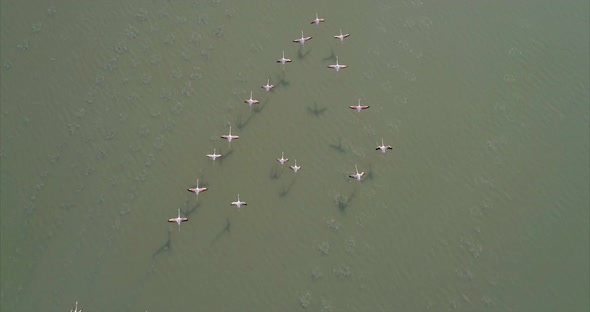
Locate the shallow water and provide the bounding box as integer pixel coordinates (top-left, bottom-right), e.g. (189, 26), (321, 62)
(1, 0), (588, 311)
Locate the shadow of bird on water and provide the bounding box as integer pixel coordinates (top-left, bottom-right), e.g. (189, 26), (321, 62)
(276, 71), (290, 88)
(209, 218), (231, 247)
(322, 47), (336, 62)
(218, 149), (233, 166)
(236, 112), (256, 130)
(184, 200), (201, 218)
(297, 46), (311, 60)
(253, 97), (269, 113)
(152, 229), (172, 259)
(270, 165), (281, 180)
(335, 188), (357, 213)
(364, 163), (375, 181)
(279, 178), (297, 197)
(307, 102), (327, 117)
(329, 137), (346, 153)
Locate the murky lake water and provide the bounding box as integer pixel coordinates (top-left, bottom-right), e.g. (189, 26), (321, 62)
(1, 1), (588, 311)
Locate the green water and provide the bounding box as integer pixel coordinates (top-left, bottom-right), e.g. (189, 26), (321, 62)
(1, 0), (588, 311)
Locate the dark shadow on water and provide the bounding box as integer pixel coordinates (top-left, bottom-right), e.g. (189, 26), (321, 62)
(185, 201), (201, 218)
(218, 149), (233, 165)
(307, 102), (327, 117)
(209, 218), (231, 247)
(253, 97), (269, 113)
(335, 188), (357, 213)
(297, 46), (311, 59)
(364, 163), (374, 181)
(236, 112), (256, 130)
(279, 177), (297, 197)
(322, 47), (336, 62)
(152, 229), (172, 259)
(277, 71), (290, 88)
(270, 166), (281, 180)
(329, 137), (346, 153)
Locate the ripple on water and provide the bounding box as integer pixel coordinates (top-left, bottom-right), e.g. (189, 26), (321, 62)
(311, 267), (323, 281)
(318, 241), (330, 255)
(298, 291), (311, 309)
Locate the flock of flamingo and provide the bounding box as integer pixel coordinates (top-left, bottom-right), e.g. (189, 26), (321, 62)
(166, 13), (393, 230)
(68, 12), (397, 312)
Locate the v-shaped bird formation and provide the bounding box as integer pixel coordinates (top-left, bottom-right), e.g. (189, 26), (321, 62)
(168, 13), (394, 229)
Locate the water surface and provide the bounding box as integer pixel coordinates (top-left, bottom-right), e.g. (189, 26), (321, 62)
(1, 0), (588, 311)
